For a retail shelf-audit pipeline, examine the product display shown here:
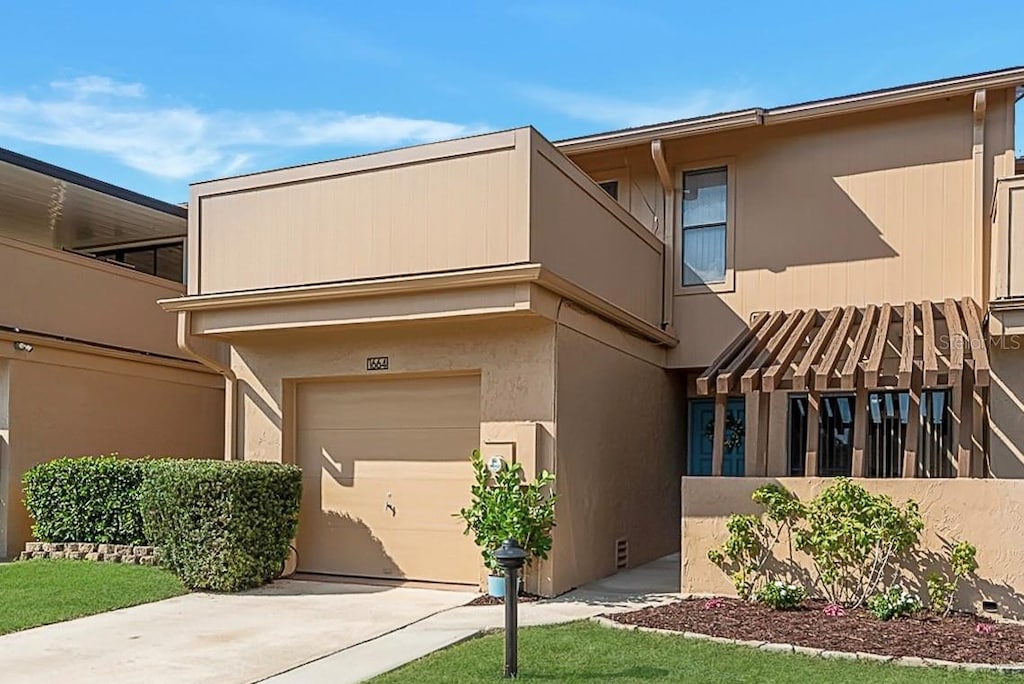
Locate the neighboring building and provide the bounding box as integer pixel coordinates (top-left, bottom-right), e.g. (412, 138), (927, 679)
(0, 148), (225, 559)
(163, 67), (1024, 610)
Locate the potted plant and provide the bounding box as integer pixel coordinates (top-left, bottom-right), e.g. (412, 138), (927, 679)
(455, 450), (557, 597)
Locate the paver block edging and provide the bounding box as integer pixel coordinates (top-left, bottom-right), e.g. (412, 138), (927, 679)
(589, 616), (1024, 672)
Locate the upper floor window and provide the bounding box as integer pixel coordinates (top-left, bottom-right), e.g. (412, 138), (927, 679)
(681, 167), (727, 286)
(597, 180), (619, 201)
(89, 241), (185, 283)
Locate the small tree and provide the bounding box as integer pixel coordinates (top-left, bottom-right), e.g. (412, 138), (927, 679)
(455, 450), (557, 576)
(926, 541), (979, 617)
(708, 484), (804, 599)
(794, 478), (923, 608)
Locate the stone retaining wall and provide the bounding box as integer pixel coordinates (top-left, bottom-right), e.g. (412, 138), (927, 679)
(20, 542), (161, 566)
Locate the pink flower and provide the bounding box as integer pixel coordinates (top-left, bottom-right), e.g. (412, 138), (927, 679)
(704, 597), (725, 610)
(823, 603), (846, 617)
(975, 623), (994, 635)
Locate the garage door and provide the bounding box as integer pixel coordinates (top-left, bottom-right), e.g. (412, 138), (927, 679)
(295, 374), (481, 584)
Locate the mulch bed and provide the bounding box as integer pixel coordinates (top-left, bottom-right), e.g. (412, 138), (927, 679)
(466, 592), (541, 607)
(606, 597), (1024, 665)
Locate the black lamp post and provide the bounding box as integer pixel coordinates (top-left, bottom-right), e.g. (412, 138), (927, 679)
(494, 538), (528, 678)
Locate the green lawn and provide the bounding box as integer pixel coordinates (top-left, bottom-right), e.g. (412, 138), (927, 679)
(371, 621), (1009, 683)
(0, 559), (186, 635)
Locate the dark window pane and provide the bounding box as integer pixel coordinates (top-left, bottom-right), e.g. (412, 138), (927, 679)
(818, 395), (854, 476)
(123, 248), (156, 275)
(867, 391), (907, 478)
(597, 180), (619, 201)
(920, 389), (954, 478)
(788, 396), (808, 476)
(155, 245), (184, 282)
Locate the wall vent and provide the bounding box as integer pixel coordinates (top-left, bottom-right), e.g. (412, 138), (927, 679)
(615, 538), (629, 569)
(982, 600), (998, 613)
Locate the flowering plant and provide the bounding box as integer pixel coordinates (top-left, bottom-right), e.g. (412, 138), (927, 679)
(822, 602), (846, 617)
(975, 623), (994, 635)
(703, 597), (725, 610)
(755, 580), (807, 610)
(867, 585), (921, 621)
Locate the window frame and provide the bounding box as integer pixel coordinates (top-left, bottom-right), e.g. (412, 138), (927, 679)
(674, 158), (736, 295)
(588, 167), (630, 210)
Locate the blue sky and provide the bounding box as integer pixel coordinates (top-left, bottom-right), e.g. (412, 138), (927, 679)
(0, 1), (1021, 202)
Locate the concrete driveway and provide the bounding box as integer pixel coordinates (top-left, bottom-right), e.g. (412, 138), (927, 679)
(0, 580), (472, 684)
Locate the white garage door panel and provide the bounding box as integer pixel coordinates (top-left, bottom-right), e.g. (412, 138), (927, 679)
(296, 374), (481, 584)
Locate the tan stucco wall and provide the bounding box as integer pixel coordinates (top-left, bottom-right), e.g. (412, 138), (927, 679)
(1, 353), (224, 558)
(681, 477), (1024, 617)
(553, 324), (684, 592)
(988, 341), (1024, 478)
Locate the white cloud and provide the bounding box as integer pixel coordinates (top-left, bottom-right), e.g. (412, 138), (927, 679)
(0, 76), (486, 180)
(51, 75), (146, 99)
(521, 84), (755, 128)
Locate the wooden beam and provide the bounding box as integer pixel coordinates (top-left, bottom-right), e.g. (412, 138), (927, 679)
(711, 393), (727, 476)
(763, 309), (818, 390)
(741, 311), (802, 392)
(841, 304), (878, 390)
(956, 370), (975, 477)
(864, 303), (893, 388)
(851, 384), (868, 477)
(696, 313), (771, 395)
(815, 305), (858, 391)
(804, 390), (820, 477)
(716, 311), (787, 394)
(793, 307), (843, 391)
(943, 298), (965, 386)
(897, 302), (916, 389)
(961, 297), (990, 387)
(921, 301), (939, 386)
(972, 385), (987, 477)
(903, 381), (920, 478)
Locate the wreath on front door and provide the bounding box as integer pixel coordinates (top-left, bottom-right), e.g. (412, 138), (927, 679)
(703, 413), (745, 451)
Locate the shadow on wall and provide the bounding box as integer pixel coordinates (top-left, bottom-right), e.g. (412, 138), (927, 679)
(687, 477), (1024, 617)
(295, 507), (403, 581)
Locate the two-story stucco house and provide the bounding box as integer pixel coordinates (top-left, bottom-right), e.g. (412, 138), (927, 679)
(161, 67), (1024, 612)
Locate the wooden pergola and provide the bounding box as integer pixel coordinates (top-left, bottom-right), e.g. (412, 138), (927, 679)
(695, 298), (989, 479)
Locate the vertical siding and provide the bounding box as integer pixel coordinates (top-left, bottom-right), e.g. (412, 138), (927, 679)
(196, 137), (525, 294)
(572, 97), (987, 367)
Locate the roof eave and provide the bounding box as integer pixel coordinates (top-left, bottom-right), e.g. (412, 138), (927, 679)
(555, 109), (763, 155)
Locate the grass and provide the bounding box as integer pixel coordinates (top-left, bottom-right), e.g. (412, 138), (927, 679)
(0, 559), (186, 635)
(371, 621), (1011, 683)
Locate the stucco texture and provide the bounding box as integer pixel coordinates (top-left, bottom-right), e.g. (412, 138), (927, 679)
(1, 355), (224, 558)
(681, 477), (1024, 617)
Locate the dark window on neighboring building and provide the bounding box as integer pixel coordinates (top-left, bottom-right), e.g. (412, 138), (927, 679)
(598, 180), (619, 201)
(92, 242), (184, 283)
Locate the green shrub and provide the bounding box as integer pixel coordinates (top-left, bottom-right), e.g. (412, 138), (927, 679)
(794, 478), (923, 608)
(867, 585), (921, 620)
(22, 455), (159, 545)
(755, 580), (807, 610)
(926, 541), (979, 616)
(139, 460), (302, 592)
(455, 450), (557, 575)
(708, 484), (804, 599)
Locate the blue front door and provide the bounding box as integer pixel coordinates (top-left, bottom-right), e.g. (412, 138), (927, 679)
(688, 398), (745, 476)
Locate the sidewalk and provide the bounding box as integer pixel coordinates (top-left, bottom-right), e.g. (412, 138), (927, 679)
(261, 553), (680, 684)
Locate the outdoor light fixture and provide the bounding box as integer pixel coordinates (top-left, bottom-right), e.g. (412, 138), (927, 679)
(13, 341), (33, 352)
(494, 538), (528, 679)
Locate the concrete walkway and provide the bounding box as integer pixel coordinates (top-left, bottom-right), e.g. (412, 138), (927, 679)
(263, 553), (680, 684)
(0, 554), (679, 684)
(0, 580), (471, 684)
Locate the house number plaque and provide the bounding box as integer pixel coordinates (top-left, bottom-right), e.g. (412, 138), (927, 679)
(366, 356), (389, 371)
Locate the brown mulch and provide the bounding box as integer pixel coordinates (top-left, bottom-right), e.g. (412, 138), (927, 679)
(606, 597), (1024, 665)
(466, 592), (541, 606)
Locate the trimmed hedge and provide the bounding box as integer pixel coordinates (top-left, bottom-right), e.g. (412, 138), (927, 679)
(22, 455), (156, 545)
(139, 460), (302, 592)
